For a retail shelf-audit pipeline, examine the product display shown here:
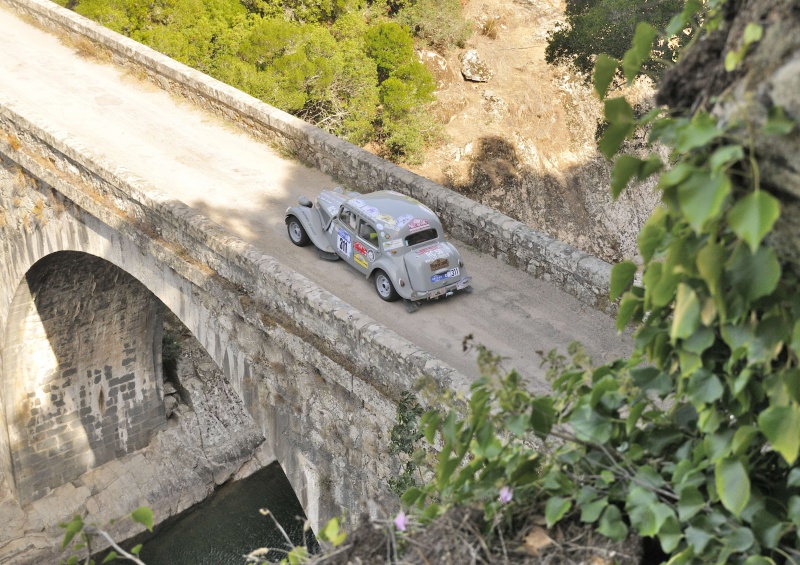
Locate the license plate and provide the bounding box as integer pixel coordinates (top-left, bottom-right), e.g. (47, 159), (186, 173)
(431, 268), (459, 283)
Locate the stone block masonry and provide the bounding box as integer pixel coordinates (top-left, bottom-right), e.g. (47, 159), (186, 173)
(3, 251), (167, 506)
(1, 0), (614, 313)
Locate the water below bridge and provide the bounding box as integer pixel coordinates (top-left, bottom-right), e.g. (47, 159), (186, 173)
(113, 463), (317, 564)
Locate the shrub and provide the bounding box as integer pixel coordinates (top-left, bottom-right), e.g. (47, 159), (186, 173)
(396, 0), (472, 51)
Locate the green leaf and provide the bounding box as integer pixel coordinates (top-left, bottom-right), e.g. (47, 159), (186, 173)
(616, 292), (643, 331)
(131, 544), (143, 555)
(102, 551), (119, 563)
(599, 98), (635, 158)
(728, 191), (780, 254)
(545, 496), (572, 528)
(580, 497), (608, 523)
(401, 487), (425, 507)
(61, 516), (84, 550)
(597, 504), (628, 541)
(421, 411), (441, 444)
(709, 144), (744, 173)
(743, 22), (764, 44)
(637, 206), (667, 262)
(751, 509), (782, 549)
(675, 112), (722, 153)
(610, 260), (637, 300)
(788, 468), (800, 487)
(764, 105), (796, 135)
(727, 245), (781, 302)
(732, 425), (758, 455)
(685, 525), (714, 553)
(744, 557), (776, 565)
(131, 506), (154, 532)
(658, 515), (683, 554)
(758, 404), (800, 464)
(622, 23), (658, 82)
(610, 155), (643, 199)
(594, 54), (618, 98)
(529, 397), (555, 436)
(671, 284), (701, 343)
(788, 496), (800, 525)
(688, 371), (724, 405)
(678, 486), (705, 521)
(677, 170), (731, 232)
(697, 242), (726, 297)
(320, 517), (347, 546)
(715, 457), (750, 516)
(666, 0), (701, 36)
(569, 403), (613, 443)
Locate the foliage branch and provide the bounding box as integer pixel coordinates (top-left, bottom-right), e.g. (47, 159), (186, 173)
(401, 2), (800, 564)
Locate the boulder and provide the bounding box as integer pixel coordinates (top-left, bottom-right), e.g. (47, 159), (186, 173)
(460, 49), (493, 82)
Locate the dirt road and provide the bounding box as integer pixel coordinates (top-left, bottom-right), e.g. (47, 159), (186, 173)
(0, 5), (631, 391)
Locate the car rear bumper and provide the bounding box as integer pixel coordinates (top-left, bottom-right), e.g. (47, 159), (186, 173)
(409, 276), (472, 301)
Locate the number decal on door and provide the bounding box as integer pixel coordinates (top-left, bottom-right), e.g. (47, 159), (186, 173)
(337, 228), (352, 257)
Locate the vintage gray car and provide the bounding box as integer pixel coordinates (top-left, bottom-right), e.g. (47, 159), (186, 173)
(285, 188), (471, 311)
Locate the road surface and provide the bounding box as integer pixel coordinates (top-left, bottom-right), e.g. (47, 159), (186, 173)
(0, 5), (632, 392)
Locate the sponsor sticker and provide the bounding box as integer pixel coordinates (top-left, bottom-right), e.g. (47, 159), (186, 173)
(354, 241), (367, 255)
(416, 243), (448, 262)
(406, 218), (430, 233)
(354, 254), (368, 268)
(363, 206), (379, 217)
(383, 239), (404, 251)
(337, 228), (352, 257)
(395, 214), (413, 229)
(431, 267), (460, 283)
(376, 214), (396, 226)
(367, 250), (375, 262)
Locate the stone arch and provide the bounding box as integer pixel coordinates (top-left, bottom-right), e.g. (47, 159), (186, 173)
(1, 251), (166, 505)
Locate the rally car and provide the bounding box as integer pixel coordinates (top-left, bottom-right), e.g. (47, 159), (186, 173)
(285, 188), (471, 312)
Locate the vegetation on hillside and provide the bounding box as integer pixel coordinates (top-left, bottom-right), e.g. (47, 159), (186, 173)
(56, 0), (470, 163)
(545, 0), (691, 79)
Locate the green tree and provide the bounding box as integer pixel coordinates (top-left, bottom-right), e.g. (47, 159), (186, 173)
(545, 0), (687, 78)
(364, 21), (415, 81)
(396, 0), (472, 51)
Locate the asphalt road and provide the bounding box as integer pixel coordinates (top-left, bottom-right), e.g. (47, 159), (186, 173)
(0, 5), (632, 392)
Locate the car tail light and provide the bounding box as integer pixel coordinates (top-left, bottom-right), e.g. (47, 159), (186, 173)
(459, 259), (464, 268)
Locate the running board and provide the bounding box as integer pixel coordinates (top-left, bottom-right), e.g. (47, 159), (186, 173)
(317, 250), (339, 261)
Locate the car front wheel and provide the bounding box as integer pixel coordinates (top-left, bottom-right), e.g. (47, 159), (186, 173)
(374, 270), (399, 302)
(287, 216), (310, 246)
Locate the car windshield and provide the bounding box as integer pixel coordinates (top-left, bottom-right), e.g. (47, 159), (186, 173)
(405, 228), (438, 247)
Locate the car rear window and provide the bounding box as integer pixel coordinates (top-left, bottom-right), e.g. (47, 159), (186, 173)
(405, 228), (438, 247)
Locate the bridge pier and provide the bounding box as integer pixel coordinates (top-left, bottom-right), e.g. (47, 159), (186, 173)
(1, 251), (166, 505)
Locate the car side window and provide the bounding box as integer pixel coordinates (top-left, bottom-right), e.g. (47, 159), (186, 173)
(358, 221), (378, 246)
(340, 209), (358, 231)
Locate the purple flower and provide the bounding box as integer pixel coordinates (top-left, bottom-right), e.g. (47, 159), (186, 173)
(394, 510), (408, 532)
(499, 486), (513, 504)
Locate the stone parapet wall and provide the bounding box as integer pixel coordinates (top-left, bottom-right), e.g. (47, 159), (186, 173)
(1, 0), (614, 313)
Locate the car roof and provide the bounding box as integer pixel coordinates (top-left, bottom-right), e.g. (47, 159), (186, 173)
(342, 190), (441, 233)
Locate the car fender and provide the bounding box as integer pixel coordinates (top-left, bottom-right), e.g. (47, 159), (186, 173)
(286, 205), (335, 253)
(368, 258), (411, 300)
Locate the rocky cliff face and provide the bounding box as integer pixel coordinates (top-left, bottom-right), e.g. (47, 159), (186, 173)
(415, 0), (661, 263)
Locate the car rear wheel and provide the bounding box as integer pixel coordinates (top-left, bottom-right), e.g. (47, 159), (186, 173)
(374, 270), (399, 302)
(287, 216), (310, 246)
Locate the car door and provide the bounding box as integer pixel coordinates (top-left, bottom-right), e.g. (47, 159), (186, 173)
(335, 207), (358, 266)
(353, 218), (379, 275)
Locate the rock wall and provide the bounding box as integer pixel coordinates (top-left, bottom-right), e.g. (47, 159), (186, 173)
(0, 0), (616, 313)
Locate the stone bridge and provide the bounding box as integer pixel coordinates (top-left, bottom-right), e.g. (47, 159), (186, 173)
(0, 98), (468, 560)
(0, 0), (623, 561)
